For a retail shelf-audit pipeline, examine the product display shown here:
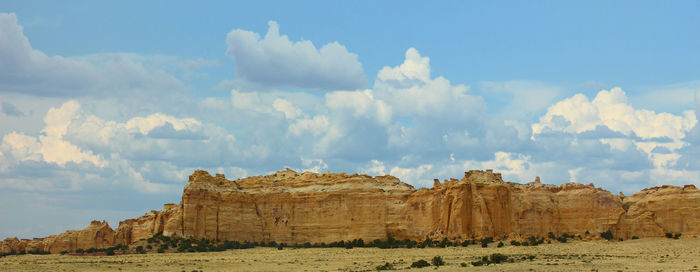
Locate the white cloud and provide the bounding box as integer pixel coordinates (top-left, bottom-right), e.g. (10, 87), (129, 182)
(1, 132), (42, 163)
(375, 48), (485, 120)
(0, 100), (250, 193)
(273, 98), (303, 120)
(300, 158), (328, 173)
(326, 89), (392, 125)
(568, 168), (583, 183)
(388, 164), (434, 188)
(362, 160), (387, 176)
(288, 115), (329, 137)
(377, 48), (430, 85)
(225, 21), (366, 90)
(533, 87), (697, 140)
(0, 13), (184, 97)
(2, 101), (103, 167)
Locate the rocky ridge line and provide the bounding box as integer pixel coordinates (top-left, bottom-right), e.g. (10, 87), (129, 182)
(2, 169), (699, 254)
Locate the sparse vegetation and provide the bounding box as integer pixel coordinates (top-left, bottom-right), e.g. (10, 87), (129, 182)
(601, 230), (614, 241)
(431, 255), (445, 266)
(410, 259), (430, 268)
(665, 233), (681, 239)
(471, 253), (512, 266)
(375, 262), (394, 270)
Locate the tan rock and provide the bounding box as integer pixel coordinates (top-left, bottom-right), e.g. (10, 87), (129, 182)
(2, 169), (700, 254)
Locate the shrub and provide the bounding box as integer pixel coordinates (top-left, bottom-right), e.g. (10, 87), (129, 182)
(557, 236), (567, 243)
(375, 262), (394, 270)
(76, 249), (84, 254)
(489, 253), (509, 264)
(497, 241), (504, 248)
(527, 236), (544, 246)
(410, 259), (430, 268)
(601, 230), (614, 241)
(674, 233), (682, 239)
(510, 240), (521, 246)
(631, 236), (639, 240)
(471, 260), (485, 266)
(461, 262), (468, 267)
(431, 256), (445, 266)
(665, 232), (673, 238)
(106, 249), (115, 256)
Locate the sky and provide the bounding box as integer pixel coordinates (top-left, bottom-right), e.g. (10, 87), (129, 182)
(1, 1), (699, 239)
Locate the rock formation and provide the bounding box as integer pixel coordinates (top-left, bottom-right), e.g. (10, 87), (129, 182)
(2, 169), (700, 254)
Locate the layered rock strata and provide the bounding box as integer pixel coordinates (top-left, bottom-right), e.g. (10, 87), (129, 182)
(2, 169), (700, 254)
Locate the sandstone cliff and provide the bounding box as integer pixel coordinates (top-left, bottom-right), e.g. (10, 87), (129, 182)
(2, 169), (699, 254)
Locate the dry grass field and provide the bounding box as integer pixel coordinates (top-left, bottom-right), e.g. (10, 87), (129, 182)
(1, 238), (699, 271)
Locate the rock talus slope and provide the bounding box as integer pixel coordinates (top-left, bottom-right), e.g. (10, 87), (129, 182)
(2, 169), (700, 253)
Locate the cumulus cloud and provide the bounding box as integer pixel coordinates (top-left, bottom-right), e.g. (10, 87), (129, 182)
(272, 98), (303, 120)
(147, 122), (208, 140)
(288, 115), (329, 137)
(2, 101), (103, 167)
(375, 48), (484, 119)
(533, 87), (696, 140)
(0, 13), (185, 97)
(225, 21), (366, 90)
(325, 89), (392, 125)
(0, 100), (257, 193)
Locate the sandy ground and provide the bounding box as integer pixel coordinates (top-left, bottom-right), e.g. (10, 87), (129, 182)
(1, 238), (699, 271)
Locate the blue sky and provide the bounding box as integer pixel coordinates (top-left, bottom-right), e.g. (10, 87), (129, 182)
(1, 1), (699, 238)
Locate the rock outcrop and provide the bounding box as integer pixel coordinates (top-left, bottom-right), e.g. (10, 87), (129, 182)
(2, 169), (700, 254)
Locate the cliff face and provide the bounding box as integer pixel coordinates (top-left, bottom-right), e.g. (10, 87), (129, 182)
(2, 169), (700, 254)
(615, 184), (700, 238)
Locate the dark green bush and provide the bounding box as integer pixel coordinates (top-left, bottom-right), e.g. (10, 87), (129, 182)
(431, 256), (445, 266)
(471, 260), (485, 266)
(375, 262), (394, 270)
(497, 241), (504, 248)
(510, 240), (521, 246)
(489, 253), (509, 264)
(601, 230), (614, 241)
(410, 259), (430, 268)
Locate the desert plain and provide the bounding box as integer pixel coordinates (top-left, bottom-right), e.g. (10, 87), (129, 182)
(1, 237), (699, 272)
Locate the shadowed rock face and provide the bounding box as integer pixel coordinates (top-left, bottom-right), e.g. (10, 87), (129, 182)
(2, 169), (700, 253)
